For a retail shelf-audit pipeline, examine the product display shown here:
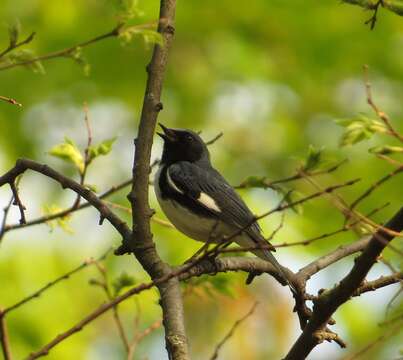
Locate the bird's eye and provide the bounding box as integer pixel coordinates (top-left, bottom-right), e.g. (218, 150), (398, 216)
(186, 135), (193, 142)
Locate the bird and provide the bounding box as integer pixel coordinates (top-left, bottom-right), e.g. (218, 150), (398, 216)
(154, 123), (294, 291)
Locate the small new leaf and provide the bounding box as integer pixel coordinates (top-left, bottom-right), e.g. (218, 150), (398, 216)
(115, 0), (143, 21)
(276, 186), (303, 214)
(8, 20), (21, 47)
(68, 47), (91, 76)
(7, 49), (45, 74)
(303, 145), (324, 171)
(112, 272), (135, 295)
(85, 183), (99, 193)
(119, 26), (163, 47)
(49, 137), (85, 173)
(88, 137), (117, 163)
(238, 176), (269, 189)
(42, 204), (73, 234)
(336, 114), (388, 147)
(369, 145), (403, 155)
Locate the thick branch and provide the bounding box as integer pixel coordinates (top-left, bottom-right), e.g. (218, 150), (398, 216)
(284, 207), (403, 360)
(122, 1), (188, 359)
(23, 241), (400, 359)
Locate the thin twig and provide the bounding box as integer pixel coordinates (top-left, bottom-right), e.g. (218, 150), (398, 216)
(342, 319), (403, 360)
(205, 132), (223, 145)
(0, 95), (22, 107)
(127, 319), (162, 360)
(0, 310), (12, 360)
(352, 272), (402, 297)
(92, 261), (130, 352)
(0, 31), (35, 58)
(236, 159), (348, 189)
(9, 181), (26, 224)
(350, 165), (403, 211)
(0, 158), (132, 244)
(364, 0), (384, 30)
(0, 26), (122, 71)
(210, 302), (258, 360)
(3, 249), (111, 315)
(3, 178), (132, 234)
(0, 196), (14, 244)
(363, 65), (403, 142)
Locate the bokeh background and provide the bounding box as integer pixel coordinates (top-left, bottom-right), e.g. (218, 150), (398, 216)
(0, 1), (402, 359)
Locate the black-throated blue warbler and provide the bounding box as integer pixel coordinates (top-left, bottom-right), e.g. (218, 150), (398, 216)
(155, 124), (293, 290)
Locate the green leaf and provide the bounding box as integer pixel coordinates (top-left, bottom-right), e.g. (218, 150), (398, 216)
(112, 272), (135, 295)
(7, 49), (45, 74)
(278, 187), (304, 214)
(119, 27), (163, 47)
(68, 47), (91, 76)
(369, 145), (403, 155)
(48, 137), (85, 173)
(335, 114), (388, 147)
(84, 184), (99, 193)
(42, 205), (73, 234)
(238, 175), (269, 189)
(8, 20), (21, 47)
(88, 137), (117, 163)
(303, 145), (324, 171)
(114, 0), (143, 21)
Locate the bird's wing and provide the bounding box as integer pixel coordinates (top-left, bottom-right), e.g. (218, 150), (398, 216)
(168, 161), (274, 250)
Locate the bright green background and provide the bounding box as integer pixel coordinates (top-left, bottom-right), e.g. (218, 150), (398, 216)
(0, 1), (402, 359)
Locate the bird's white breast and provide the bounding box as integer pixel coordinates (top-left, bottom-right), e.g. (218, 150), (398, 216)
(154, 166), (222, 242)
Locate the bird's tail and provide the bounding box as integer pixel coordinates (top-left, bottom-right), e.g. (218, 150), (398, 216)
(235, 236), (296, 293)
(253, 248), (297, 294)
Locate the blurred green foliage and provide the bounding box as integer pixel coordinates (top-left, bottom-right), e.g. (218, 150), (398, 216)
(0, 1), (402, 359)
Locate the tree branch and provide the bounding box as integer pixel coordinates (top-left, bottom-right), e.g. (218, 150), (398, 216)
(284, 206), (403, 360)
(0, 95), (22, 107)
(209, 301), (258, 360)
(0, 310), (12, 360)
(0, 26), (122, 72)
(342, 0), (403, 21)
(352, 271), (402, 296)
(3, 249), (111, 315)
(2, 178), (132, 235)
(115, 1), (188, 359)
(0, 159), (132, 243)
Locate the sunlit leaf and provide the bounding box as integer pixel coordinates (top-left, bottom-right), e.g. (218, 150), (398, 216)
(114, 0), (143, 21)
(303, 145), (324, 171)
(7, 49), (45, 74)
(238, 175), (269, 189)
(88, 137), (117, 163)
(335, 114), (388, 147)
(48, 137), (85, 173)
(369, 145), (403, 155)
(8, 19), (21, 47)
(68, 47), (91, 76)
(42, 204), (73, 234)
(119, 26), (163, 47)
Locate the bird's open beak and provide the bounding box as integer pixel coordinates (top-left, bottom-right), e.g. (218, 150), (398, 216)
(157, 123), (178, 142)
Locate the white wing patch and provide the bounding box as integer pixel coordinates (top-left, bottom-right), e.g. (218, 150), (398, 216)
(166, 167), (184, 194)
(198, 192), (221, 212)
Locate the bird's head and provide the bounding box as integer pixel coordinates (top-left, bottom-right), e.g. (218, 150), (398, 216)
(157, 124), (210, 165)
